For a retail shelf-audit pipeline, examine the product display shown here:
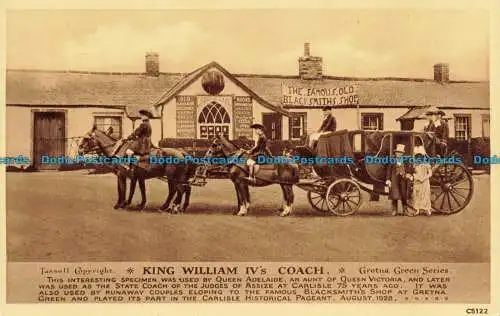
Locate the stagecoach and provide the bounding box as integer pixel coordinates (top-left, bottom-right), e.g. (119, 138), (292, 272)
(77, 123), (474, 216)
(293, 129), (474, 216)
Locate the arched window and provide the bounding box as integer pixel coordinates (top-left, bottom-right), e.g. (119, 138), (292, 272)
(198, 102), (230, 139)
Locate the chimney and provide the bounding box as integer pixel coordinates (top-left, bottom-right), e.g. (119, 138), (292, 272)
(434, 63), (449, 83)
(145, 52), (160, 76)
(304, 42), (310, 56)
(298, 43), (322, 80)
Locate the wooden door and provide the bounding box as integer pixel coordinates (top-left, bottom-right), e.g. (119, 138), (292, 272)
(33, 112), (65, 170)
(262, 113), (282, 140)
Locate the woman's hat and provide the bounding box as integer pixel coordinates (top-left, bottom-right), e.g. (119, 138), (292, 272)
(395, 144), (406, 153)
(425, 106), (445, 116)
(413, 145), (427, 156)
(322, 106), (333, 111)
(250, 123), (265, 130)
(139, 109), (154, 118)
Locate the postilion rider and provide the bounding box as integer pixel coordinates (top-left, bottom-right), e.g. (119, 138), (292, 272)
(308, 105), (337, 149)
(424, 106), (449, 156)
(244, 123), (273, 183)
(111, 109), (154, 169)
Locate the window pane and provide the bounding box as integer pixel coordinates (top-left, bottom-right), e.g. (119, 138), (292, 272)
(290, 113), (305, 139)
(199, 101), (230, 124)
(361, 114), (382, 130)
(454, 116), (470, 140)
(94, 116), (121, 138)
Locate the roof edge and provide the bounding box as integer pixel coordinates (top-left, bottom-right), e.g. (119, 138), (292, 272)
(7, 67), (488, 84)
(6, 68), (185, 76)
(234, 73), (488, 84)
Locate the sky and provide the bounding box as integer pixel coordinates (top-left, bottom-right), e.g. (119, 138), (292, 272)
(6, 9), (490, 80)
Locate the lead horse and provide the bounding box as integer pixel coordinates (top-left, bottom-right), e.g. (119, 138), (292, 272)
(78, 125), (197, 213)
(205, 133), (300, 216)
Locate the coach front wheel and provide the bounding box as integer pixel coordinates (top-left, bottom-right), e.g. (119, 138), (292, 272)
(326, 178), (362, 216)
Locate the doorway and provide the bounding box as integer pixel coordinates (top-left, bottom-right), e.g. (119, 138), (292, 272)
(262, 113), (282, 140)
(33, 111), (66, 170)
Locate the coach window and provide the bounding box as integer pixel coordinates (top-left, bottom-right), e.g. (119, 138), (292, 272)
(481, 114), (490, 138)
(198, 101), (230, 139)
(289, 112), (307, 140)
(94, 116), (122, 139)
(454, 114), (471, 141)
(361, 113), (383, 130)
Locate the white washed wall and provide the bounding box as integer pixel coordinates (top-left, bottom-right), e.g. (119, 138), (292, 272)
(6, 106), (131, 161)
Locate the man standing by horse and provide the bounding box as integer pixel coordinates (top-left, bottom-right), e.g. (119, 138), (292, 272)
(308, 105), (337, 149)
(111, 109), (154, 169)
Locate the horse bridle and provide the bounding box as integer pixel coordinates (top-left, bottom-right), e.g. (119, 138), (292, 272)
(80, 132), (116, 155)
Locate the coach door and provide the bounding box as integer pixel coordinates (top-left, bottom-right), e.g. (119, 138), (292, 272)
(33, 111), (66, 170)
(262, 113), (282, 140)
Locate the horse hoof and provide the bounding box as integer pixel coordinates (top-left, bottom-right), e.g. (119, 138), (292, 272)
(279, 210), (291, 217)
(113, 204), (120, 209)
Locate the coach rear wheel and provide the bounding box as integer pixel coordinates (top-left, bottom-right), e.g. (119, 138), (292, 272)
(430, 163), (473, 215)
(326, 178), (362, 216)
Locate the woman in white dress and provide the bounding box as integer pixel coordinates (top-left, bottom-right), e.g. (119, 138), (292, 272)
(410, 146), (433, 216)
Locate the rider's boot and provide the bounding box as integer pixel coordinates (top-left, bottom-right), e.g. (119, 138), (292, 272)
(244, 165), (256, 183)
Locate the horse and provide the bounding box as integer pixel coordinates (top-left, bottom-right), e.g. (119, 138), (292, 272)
(77, 125), (197, 213)
(204, 133), (300, 216)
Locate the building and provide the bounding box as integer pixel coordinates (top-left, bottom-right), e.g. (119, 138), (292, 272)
(6, 43), (490, 170)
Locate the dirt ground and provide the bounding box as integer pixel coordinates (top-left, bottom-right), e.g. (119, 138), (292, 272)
(6, 171), (490, 262)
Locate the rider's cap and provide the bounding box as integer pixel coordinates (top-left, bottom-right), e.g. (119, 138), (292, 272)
(250, 123), (265, 130)
(425, 106), (445, 116)
(139, 109), (155, 118)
